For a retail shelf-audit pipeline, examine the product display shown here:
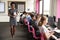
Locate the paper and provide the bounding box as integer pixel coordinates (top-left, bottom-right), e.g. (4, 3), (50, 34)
(14, 12), (16, 15)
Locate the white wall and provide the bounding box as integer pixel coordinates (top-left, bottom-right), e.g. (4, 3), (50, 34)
(26, 0), (35, 12)
(0, 0), (57, 22)
(0, 0), (35, 22)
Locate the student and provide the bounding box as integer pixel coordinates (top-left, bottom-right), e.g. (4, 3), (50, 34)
(38, 16), (57, 40)
(22, 11), (27, 19)
(36, 14), (41, 25)
(26, 13), (31, 22)
(29, 14), (40, 36)
(8, 2), (18, 38)
(30, 14), (39, 31)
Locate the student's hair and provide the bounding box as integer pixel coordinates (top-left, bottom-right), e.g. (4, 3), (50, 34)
(45, 15), (49, 17)
(10, 2), (16, 6)
(23, 11), (27, 14)
(30, 14), (35, 19)
(36, 14), (41, 19)
(38, 16), (47, 26)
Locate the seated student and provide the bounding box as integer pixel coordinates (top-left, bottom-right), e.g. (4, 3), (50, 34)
(26, 13), (32, 22)
(19, 14), (23, 24)
(29, 14), (40, 36)
(36, 14), (41, 25)
(38, 16), (57, 40)
(29, 14), (39, 31)
(22, 11), (27, 19)
(19, 11), (27, 24)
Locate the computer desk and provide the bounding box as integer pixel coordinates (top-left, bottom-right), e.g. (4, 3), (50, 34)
(54, 27), (60, 33)
(47, 26), (60, 40)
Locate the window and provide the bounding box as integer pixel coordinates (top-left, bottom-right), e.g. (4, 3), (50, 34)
(40, 0), (50, 15)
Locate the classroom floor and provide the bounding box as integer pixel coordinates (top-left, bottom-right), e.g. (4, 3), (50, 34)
(0, 22), (28, 40)
(0, 22), (60, 40)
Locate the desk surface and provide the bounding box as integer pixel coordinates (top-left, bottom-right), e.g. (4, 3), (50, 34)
(54, 28), (60, 33)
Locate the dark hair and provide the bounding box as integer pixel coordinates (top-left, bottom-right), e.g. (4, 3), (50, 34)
(30, 14), (35, 19)
(10, 2), (16, 6)
(23, 11), (27, 14)
(38, 16), (47, 26)
(53, 16), (56, 22)
(36, 14), (40, 19)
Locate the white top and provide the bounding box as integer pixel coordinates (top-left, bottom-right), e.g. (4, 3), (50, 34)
(39, 25), (50, 40)
(22, 14), (26, 19)
(39, 25), (58, 40)
(39, 25), (50, 34)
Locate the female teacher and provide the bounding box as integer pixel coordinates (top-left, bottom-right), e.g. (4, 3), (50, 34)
(8, 2), (18, 38)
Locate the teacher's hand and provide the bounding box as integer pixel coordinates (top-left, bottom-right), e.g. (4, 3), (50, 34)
(13, 15), (16, 18)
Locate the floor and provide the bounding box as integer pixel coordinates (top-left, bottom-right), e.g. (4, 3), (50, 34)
(0, 22), (28, 40)
(0, 22), (60, 40)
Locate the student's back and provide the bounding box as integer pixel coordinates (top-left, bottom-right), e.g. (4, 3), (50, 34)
(29, 19), (39, 31)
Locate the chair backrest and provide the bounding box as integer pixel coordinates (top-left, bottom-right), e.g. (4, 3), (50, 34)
(31, 26), (39, 39)
(23, 18), (28, 25)
(23, 18), (40, 39)
(27, 24), (33, 32)
(23, 18), (32, 32)
(40, 33), (47, 40)
(28, 25), (47, 40)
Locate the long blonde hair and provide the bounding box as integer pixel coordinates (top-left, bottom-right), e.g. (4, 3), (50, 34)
(38, 16), (47, 26)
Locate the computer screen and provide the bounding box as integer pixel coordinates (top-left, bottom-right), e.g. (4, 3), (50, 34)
(57, 18), (60, 29)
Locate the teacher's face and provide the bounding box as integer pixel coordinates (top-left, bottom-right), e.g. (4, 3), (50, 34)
(11, 4), (15, 9)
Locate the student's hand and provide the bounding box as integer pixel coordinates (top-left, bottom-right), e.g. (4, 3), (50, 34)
(49, 31), (55, 34)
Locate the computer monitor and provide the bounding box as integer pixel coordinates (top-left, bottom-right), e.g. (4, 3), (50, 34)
(48, 17), (54, 26)
(57, 18), (60, 29)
